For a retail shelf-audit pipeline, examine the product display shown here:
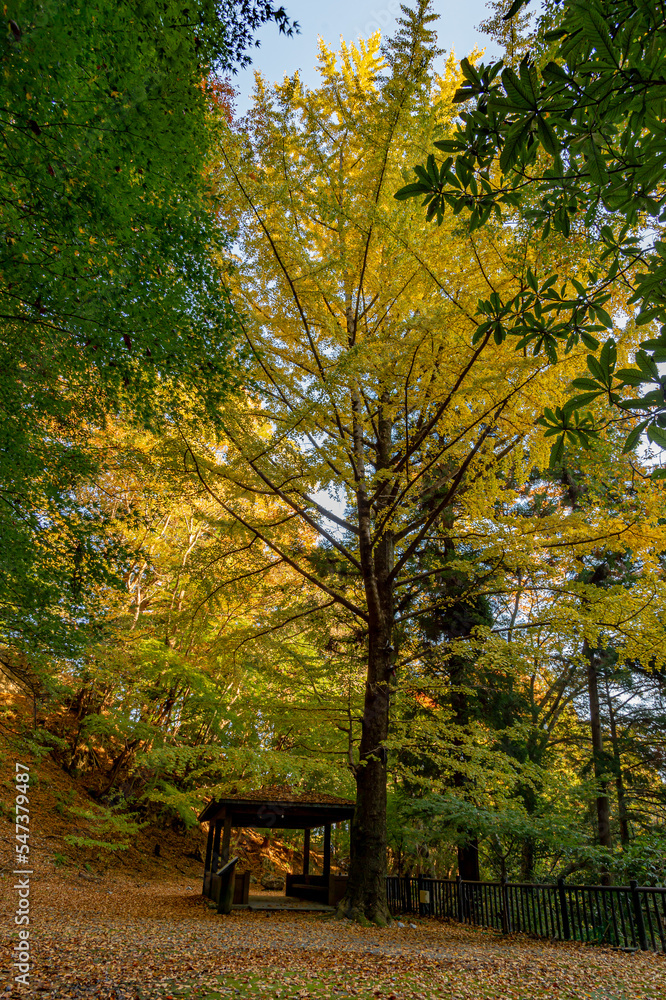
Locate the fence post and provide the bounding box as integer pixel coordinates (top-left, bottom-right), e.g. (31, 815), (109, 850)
(501, 877), (510, 934)
(456, 874), (464, 923)
(630, 880), (648, 951)
(557, 878), (571, 941)
(404, 874), (412, 915)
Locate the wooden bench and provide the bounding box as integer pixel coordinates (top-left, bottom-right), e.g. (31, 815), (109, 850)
(233, 869), (251, 905)
(285, 873), (348, 906)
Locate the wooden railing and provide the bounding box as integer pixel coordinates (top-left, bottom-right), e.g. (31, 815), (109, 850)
(386, 875), (666, 953)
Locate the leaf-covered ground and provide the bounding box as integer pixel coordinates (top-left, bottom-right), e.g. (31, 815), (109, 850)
(1, 871), (664, 1000)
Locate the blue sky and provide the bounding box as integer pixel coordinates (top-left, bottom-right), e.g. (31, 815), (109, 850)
(234, 0), (497, 111)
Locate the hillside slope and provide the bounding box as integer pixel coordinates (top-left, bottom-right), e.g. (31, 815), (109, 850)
(0, 690), (329, 888)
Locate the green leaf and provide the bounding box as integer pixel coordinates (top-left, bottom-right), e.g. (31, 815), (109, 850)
(585, 136), (608, 186)
(504, 0), (531, 18)
(622, 426), (642, 453)
(542, 61), (570, 85)
(460, 57), (481, 84)
(618, 397), (653, 410)
(622, 419), (649, 453)
(394, 182), (430, 201)
(563, 391), (604, 415)
(635, 350), (660, 380)
(526, 268), (538, 292)
(571, 377), (604, 390)
(580, 332), (600, 350)
(615, 368), (654, 387)
(544, 28), (568, 42)
(583, 2), (621, 67)
(586, 355), (607, 385)
(599, 338), (617, 377)
(501, 67), (536, 110)
(639, 389), (665, 406)
(434, 139), (463, 153)
(413, 164), (434, 186)
(635, 308), (660, 326)
(500, 121), (532, 174)
(593, 306), (613, 328)
(647, 424), (666, 450)
(536, 115), (559, 156)
(548, 434), (565, 467)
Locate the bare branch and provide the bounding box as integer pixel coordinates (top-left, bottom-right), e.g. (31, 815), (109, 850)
(180, 435), (369, 621)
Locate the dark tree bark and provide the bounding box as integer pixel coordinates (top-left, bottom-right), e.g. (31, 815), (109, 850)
(606, 678), (630, 845)
(450, 641), (482, 883)
(584, 639), (612, 884)
(340, 387), (394, 925)
(458, 841), (480, 881)
(520, 837), (535, 882)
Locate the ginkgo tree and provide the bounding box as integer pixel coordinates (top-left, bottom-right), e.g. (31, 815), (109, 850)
(42, 419), (359, 811)
(176, 0), (642, 922)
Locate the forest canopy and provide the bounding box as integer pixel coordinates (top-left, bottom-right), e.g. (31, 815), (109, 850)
(0, 0), (297, 659)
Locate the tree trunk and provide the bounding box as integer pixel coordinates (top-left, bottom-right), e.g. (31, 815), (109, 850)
(606, 678), (630, 845)
(340, 385), (393, 925)
(520, 837), (535, 882)
(450, 655), (480, 882)
(458, 840), (480, 881)
(342, 551), (393, 924)
(584, 640), (612, 881)
(518, 780), (538, 881)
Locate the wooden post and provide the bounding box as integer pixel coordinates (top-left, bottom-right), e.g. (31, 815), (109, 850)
(211, 819), (222, 874)
(323, 823), (331, 879)
(630, 879), (648, 951)
(501, 877), (510, 934)
(216, 857), (238, 915)
(456, 874), (464, 923)
(221, 813), (232, 864)
(203, 822), (215, 897)
(303, 828), (310, 875)
(557, 878), (571, 941)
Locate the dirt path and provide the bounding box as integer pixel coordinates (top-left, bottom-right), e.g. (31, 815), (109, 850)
(1, 871), (665, 1000)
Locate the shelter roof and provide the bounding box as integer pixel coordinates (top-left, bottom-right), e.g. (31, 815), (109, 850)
(198, 785), (355, 828)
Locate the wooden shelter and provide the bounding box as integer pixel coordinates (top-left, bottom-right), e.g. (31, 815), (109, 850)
(199, 787), (355, 908)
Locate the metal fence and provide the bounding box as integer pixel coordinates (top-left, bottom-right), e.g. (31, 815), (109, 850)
(386, 875), (666, 953)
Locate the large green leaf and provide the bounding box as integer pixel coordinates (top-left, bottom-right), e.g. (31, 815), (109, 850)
(647, 424), (666, 450)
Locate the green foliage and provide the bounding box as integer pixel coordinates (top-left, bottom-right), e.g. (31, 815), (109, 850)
(0, 0), (297, 660)
(141, 782), (202, 831)
(63, 804), (146, 853)
(607, 834), (666, 886)
(18, 727), (69, 762)
(1, 1), (243, 410)
(396, 0), (666, 460)
(54, 788), (76, 816)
